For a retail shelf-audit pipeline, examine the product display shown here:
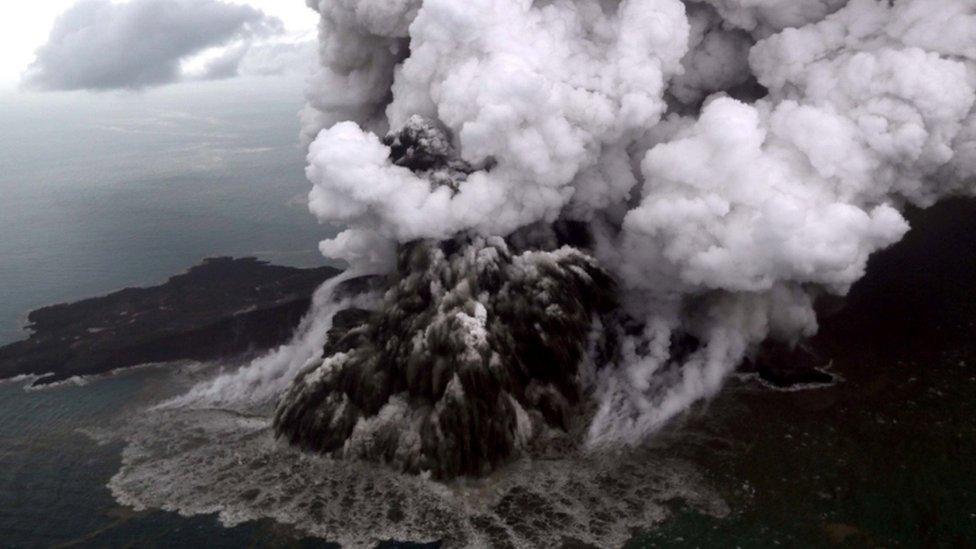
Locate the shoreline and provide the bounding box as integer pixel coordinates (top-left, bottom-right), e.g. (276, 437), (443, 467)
(0, 257), (339, 386)
(0, 248), (338, 348)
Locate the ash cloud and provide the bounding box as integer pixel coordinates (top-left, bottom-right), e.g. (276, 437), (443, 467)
(128, 0), (976, 482)
(23, 0), (286, 91)
(291, 0), (976, 460)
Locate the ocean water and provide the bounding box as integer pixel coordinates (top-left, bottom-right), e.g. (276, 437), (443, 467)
(0, 368), (339, 547)
(0, 83), (345, 545)
(2, 83), (974, 547)
(2, 341), (972, 547)
(0, 81), (339, 345)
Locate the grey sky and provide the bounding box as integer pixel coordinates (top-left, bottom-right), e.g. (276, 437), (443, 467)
(16, 0), (316, 92)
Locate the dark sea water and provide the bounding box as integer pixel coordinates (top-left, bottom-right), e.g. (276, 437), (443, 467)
(1, 83), (974, 547)
(0, 82), (343, 546)
(0, 82), (339, 346)
(0, 368), (337, 548)
(2, 340), (972, 547)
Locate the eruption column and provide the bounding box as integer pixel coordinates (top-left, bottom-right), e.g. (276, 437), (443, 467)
(284, 0), (976, 473)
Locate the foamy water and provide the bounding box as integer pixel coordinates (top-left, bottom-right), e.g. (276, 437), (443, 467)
(104, 403), (727, 548)
(83, 278), (727, 548)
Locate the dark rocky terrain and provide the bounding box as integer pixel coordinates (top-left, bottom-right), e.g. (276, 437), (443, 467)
(274, 235), (617, 479)
(0, 257), (339, 386)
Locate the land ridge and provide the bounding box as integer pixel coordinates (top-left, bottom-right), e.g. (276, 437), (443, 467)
(0, 257), (340, 386)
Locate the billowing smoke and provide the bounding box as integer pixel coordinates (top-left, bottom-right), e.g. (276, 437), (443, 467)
(267, 0), (976, 476)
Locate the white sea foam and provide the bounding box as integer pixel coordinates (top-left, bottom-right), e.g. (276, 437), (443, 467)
(0, 373), (46, 387)
(105, 403), (727, 548)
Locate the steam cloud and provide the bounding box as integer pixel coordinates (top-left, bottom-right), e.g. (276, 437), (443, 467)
(90, 0), (962, 483)
(23, 0), (303, 91)
(285, 0), (976, 461)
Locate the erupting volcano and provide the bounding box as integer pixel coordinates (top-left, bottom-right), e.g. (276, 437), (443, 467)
(263, 0), (976, 477)
(5, 0), (976, 546)
(101, 0), (976, 545)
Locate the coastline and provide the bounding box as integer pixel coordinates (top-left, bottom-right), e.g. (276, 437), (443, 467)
(0, 257), (339, 386)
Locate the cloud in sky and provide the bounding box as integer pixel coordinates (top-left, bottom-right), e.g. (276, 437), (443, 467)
(22, 0), (303, 91)
(196, 38), (316, 81)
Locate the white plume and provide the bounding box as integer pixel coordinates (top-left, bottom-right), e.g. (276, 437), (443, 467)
(298, 0), (976, 445)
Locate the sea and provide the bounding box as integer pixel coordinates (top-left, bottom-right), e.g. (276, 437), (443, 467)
(0, 80), (339, 346)
(1, 81), (974, 547)
(0, 80), (341, 546)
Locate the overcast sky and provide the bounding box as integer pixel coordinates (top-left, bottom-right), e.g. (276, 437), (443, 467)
(0, 0), (318, 91)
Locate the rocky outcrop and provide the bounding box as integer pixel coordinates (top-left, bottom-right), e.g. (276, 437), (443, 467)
(273, 235), (616, 479)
